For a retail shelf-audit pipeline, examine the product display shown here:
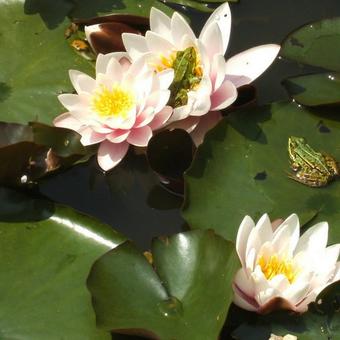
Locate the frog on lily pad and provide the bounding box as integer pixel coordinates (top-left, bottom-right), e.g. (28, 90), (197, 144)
(288, 136), (339, 187)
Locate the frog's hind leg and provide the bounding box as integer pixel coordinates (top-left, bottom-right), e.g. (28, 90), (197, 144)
(287, 172), (329, 188)
(323, 153), (340, 176)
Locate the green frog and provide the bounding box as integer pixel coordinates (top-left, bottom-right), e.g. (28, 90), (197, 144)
(288, 136), (339, 187)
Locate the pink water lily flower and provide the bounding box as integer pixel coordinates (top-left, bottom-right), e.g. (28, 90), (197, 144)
(54, 53), (173, 171)
(107, 2), (280, 145)
(233, 213), (340, 314)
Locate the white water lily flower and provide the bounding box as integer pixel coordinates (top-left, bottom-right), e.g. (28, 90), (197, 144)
(54, 53), (173, 171)
(233, 213), (340, 314)
(92, 2), (279, 145)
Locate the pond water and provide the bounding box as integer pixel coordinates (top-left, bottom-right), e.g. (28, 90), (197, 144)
(40, 0), (340, 254)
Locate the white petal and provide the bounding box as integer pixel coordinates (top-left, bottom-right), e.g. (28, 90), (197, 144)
(171, 12), (196, 43)
(150, 7), (172, 39)
(146, 90), (170, 114)
(236, 215), (255, 269)
(149, 106), (173, 130)
(188, 91), (211, 117)
(127, 126), (153, 147)
(53, 112), (83, 131)
(97, 141), (129, 171)
(225, 44), (280, 87)
(282, 280), (311, 306)
(269, 274), (290, 292)
(272, 214), (300, 256)
(157, 68), (174, 90)
(122, 33), (149, 61)
(105, 57), (123, 82)
(255, 213), (274, 245)
(210, 79), (237, 111)
(145, 31), (175, 54)
(199, 2), (231, 54)
(294, 222), (329, 255)
(211, 54), (227, 92)
(69, 70), (96, 94)
(96, 52), (125, 74)
(169, 104), (192, 123)
(58, 93), (90, 112)
(199, 22), (224, 60)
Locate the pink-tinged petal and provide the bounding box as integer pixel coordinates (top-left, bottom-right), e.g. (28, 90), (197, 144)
(211, 54), (227, 92)
(97, 141), (129, 171)
(135, 107), (155, 128)
(272, 214), (300, 256)
(199, 22), (224, 60)
(79, 127), (106, 146)
(210, 79), (237, 111)
(157, 69), (174, 91)
(69, 70), (96, 94)
(236, 215), (256, 268)
(145, 31), (175, 55)
(294, 222), (328, 255)
(190, 110), (222, 146)
(53, 112), (83, 131)
(149, 106), (173, 130)
(282, 280), (311, 307)
(127, 126), (153, 147)
(225, 44), (280, 88)
(92, 125), (113, 134)
(122, 33), (148, 61)
(167, 115), (200, 134)
(199, 2), (231, 54)
(106, 130), (130, 143)
(150, 7), (172, 40)
(233, 291), (258, 312)
(171, 12), (196, 43)
(234, 268), (255, 297)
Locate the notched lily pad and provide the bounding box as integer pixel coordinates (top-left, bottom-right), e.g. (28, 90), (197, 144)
(87, 229), (239, 340)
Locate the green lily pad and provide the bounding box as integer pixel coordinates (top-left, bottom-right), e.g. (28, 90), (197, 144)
(0, 0), (93, 125)
(281, 17), (340, 71)
(282, 72), (340, 107)
(183, 101), (340, 244)
(88, 229), (239, 339)
(233, 281), (340, 340)
(0, 187), (126, 339)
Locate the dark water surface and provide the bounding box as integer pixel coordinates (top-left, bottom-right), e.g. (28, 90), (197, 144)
(40, 0), (340, 251)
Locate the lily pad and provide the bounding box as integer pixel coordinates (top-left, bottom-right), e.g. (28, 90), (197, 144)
(0, 187), (126, 339)
(183, 100), (340, 245)
(87, 229), (239, 339)
(283, 72), (340, 107)
(0, 0), (93, 125)
(281, 17), (340, 71)
(0, 122), (94, 186)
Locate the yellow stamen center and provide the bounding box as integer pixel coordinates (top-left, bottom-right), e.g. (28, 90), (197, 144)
(92, 84), (135, 118)
(257, 255), (298, 283)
